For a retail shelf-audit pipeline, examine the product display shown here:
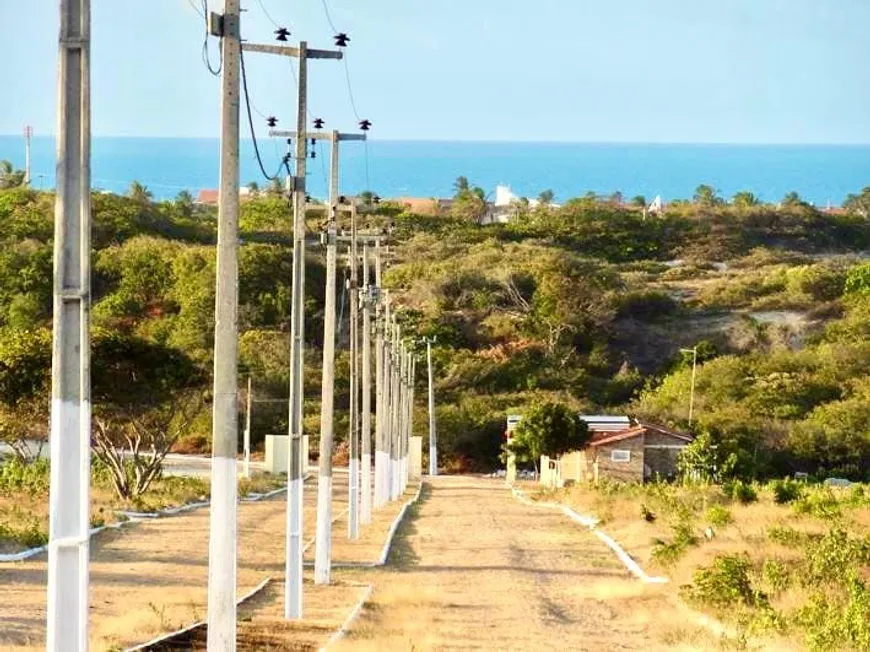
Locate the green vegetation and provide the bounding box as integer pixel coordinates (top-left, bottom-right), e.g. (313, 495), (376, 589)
(506, 401), (589, 472)
(1, 177), (869, 483)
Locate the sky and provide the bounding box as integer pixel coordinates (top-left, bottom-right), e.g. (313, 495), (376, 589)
(1, 0), (869, 143)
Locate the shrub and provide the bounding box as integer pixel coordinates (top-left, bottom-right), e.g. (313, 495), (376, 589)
(767, 525), (810, 548)
(652, 520), (698, 566)
(761, 559), (792, 594)
(771, 478), (804, 504)
(726, 480), (758, 504)
(0, 457), (50, 495)
(793, 488), (842, 519)
(706, 504), (733, 527)
(800, 527), (870, 588)
(683, 554), (766, 610)
(796, 578), (870, 652)
(0, 506), (48, 548)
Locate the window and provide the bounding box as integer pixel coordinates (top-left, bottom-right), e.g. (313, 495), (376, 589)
(611, 450), (631, 463)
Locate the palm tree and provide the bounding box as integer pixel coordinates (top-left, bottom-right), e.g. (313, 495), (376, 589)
(128, 181), (153, 203)
(0, 160), (26, 189)
(453, 176), (470, 196)
(694, 184), (721, 207)
(630, 195), (647, 208)
(246, 181), (260, 195)
(732, 191), (760, 209)
(537, 189), (555, 205)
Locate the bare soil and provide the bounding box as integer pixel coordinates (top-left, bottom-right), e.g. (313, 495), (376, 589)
(336, 476), (715, 651)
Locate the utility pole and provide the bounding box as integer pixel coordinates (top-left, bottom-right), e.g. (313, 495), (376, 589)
(46, 0), (91, 648)
(373, 249), (387, 508)
(425, 337), (437, 476)
(269, 128), (365, 585)
(681, 346), (699, 425)
(206, 1), (241, 648)
(347, 202), (360, 538)
(242, 37), (342, 620)
(360, 244), (373, 524)
(243, 376), (252, 479)
(24, 125), (33, 186)
(390, 328), (403, 501)
(378, 291), (392, 506)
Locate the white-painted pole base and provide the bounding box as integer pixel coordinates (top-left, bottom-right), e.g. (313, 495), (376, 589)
(360, 453), (372, 524)
(313, 475), (333, 585)
(207, 455), (238, 650)
(374, 450), (388, 508)
(284, 475), (303, 619)
(348, 459), (360, 538)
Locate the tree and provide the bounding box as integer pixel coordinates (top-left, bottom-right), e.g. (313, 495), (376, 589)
(507, 402), (590, 474)
(609, 191), (623, 206)
(246, 181), (260, 195)
(732, 191), (760, 209)
(0, 160), (26, 189)
(781, 191), (804, 208)
(174, 190), (194, 218)
(128, 181), (153, 203)
(677, 430), (736, 483)
(90, 331), (206, 500)
(694, 184), (722, 208)
(267, 177), (284, 195)
(843, 187), (870, 217)
(359, 190), (375, 206)
(453, 176), (470, 195)
(0, 328), (51, 460)
(450, 185), (488, 223)
(537, 189), (555, 205)
(630, 195), (647, 208)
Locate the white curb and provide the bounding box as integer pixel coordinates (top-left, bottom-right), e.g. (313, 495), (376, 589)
(510, 485), (668, 584)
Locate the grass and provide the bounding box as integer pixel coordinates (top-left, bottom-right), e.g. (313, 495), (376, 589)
(0, 456), (286, 553)
(534, 478), (870, 651)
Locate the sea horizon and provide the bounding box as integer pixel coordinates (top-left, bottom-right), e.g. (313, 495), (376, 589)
(2, 135), (869, 206)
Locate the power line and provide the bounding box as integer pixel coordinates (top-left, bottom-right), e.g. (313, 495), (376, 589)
(186, 0), (205, 19)
(320, 0), (340, 33)
(240, 48), (282, 181)
(200, 0), (222, 76)
(255, 0), (281, 28)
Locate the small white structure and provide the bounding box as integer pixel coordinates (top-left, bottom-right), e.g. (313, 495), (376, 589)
(481, 185), (560, 225)
(409, 436), (423, 481)
(265, 434), (309, 475)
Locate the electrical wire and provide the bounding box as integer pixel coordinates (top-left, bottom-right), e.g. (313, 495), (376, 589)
(200, 0), (222, 76)
(341, 52), (362, 122)
(240, 48), (282, 181)
(186, 0), (205, 19)
(255, 0), (281, 28)
(320, 0), (340, 33)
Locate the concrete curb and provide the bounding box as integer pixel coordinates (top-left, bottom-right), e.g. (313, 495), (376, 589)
(124, 577), (273, 652)
(318, 481), (425, 650)
(0, 477), (306, 564)
(509, 485), (669, 584)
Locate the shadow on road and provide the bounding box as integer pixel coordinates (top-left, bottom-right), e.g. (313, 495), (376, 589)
(384, 482), (431, 570)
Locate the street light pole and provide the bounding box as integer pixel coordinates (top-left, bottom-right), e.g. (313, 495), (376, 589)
(681, 346), (698, 425)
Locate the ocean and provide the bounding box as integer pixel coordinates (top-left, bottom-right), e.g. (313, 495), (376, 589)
(1, 136), (869, 206)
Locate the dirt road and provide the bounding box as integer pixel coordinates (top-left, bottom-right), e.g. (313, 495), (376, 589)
(338, 476), (697, 651)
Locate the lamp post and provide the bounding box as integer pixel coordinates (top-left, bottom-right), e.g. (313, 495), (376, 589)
(680, 347), (698, 425)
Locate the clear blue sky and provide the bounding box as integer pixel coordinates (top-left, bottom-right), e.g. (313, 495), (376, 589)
(1, 0), (869, 143)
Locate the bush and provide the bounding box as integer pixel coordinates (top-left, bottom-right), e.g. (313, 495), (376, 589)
(683, 553), (766, 610)
(761, 559), (792, 594)
(0, 506), (48, 548)
(793, 488), (842, 519)
(796, 578), (870, 652)
(725, 480), (758, 504)
(706, 504), (733, 526)
(0, 457), (50, 495)
(652, 520), (698, 566)
(767, 525), (810, 548)
(771, 478), (804, 504)
(800, 527), (870, 588)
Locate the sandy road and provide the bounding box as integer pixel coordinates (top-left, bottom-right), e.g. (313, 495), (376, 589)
(338, 476), (690, 651)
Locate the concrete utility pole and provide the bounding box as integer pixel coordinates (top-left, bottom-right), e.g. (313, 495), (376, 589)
(377, 291), (392, 506)
(24, 125), (33, 186)
(347, 207), (360, 538)
(243, 37), (342, 620)
(360, 244), (373, 524)
(373, 250), (387, 508)
(390, 329), (403, 501)
(425, 337), (437, 476)
(206, 1), (241, 648)
(47, 0), (91, 648)
(243, 376), (252, 479)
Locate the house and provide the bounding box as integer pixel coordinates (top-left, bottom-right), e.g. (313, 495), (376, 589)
(195, 187), (255, 205)
(390, 197), (452, 216)
(543, 417), (693, 485)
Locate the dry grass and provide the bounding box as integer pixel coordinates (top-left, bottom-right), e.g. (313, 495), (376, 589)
(0, 473), (416, 651)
